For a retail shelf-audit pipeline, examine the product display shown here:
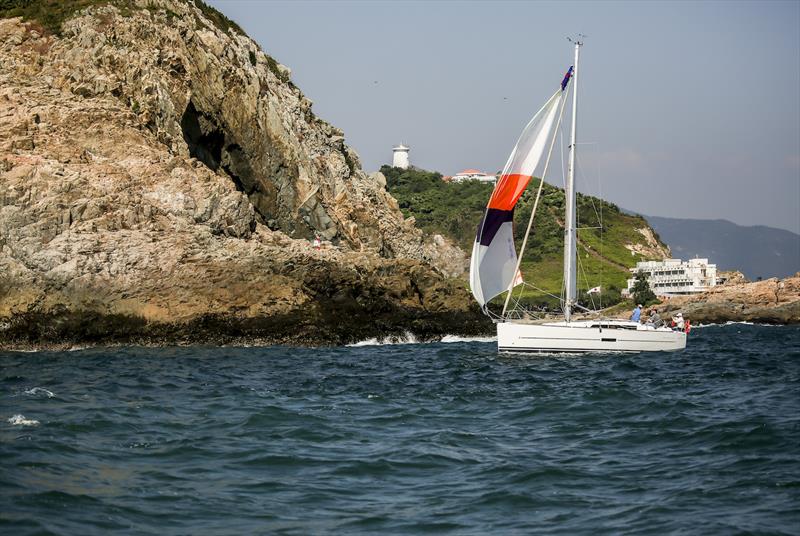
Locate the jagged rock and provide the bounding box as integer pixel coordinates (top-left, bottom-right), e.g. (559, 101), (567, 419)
(370, 171), (387, 188)
(717, 270), (747, 286)
(0, 3), (489, 349)
(625, 227), (671, 259)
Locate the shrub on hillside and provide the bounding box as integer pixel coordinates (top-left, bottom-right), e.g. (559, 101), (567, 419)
(630, 271), (658, 306)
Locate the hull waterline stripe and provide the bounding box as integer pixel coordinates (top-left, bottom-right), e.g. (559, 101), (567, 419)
(498, 346), (642, 354)
(516, 335), (682, 343)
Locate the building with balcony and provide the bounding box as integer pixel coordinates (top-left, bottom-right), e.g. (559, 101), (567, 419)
(446, 169), (497, 184)
(625, 258), (717, 296)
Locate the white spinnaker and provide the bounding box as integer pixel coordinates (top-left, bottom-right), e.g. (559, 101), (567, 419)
(470, 90), (563, 308)
(470, 220), (519, 306)
(499, 90), (563, 181)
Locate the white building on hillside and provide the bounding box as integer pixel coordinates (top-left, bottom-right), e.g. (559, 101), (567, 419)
(392, 144), (410, 169)
(448, 169), (497, 184)
(626, 258), (717, 296)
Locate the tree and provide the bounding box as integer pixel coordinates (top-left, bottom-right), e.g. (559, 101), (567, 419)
(630, 271), (657, 306)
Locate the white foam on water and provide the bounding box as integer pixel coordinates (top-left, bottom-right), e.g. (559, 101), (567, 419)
(8, 414), (39, 426)
(347, 332), (420, 347)
(347, 338), (381, 347)
(694, 321), (783, 329)
(348, 333), (497, 347)
(24, 387), (55, 398)
(440, 335), (497, 343)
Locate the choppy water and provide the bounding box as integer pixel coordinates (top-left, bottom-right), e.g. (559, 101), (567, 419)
(2, 323), (799, 535)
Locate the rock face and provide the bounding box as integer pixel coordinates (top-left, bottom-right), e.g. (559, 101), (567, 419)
(624, 227), (670, 260)
(0, 1), (490, 349)
(657, 273), (800, 325)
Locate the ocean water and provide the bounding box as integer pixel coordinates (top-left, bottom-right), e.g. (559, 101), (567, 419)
(1, 323), (799, 535)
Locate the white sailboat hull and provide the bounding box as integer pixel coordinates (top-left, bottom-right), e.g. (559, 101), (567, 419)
(497, 320), (686, 354)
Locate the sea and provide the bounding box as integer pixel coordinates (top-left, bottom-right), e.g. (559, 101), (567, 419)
(1, 323), (799, 535)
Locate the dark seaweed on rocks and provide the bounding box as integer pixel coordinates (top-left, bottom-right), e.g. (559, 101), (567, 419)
(3, 306), (491, 350)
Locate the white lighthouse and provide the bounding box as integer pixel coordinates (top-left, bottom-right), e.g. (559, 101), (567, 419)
(392, 144), (410, 169)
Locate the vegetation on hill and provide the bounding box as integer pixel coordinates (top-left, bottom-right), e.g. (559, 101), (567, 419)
(1, 0), (292, 92)
(0, 0), (242, 36)
(0, 0), (107, 35)
(382, 165), (668, 308)
(630, 271), (658, 306)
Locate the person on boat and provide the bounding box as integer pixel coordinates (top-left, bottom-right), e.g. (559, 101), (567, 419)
(671, 312), (685, 331)
(630, 304), (642, 322)
(646, 309), (663, 328)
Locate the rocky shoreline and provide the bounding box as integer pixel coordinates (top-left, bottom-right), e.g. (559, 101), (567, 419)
(1, 307), (492, 352)
(656, 273), (800, 326)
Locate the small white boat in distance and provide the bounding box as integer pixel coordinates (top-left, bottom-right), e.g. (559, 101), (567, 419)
(470, 38), (686, 354)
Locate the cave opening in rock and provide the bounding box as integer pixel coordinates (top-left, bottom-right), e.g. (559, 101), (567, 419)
(181, 100), (224, 171)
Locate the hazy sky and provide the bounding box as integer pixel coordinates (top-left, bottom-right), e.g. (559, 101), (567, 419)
(208, 0), (800, 234)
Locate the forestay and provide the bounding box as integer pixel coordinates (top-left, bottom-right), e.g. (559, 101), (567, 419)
(469, 87), (566, 308)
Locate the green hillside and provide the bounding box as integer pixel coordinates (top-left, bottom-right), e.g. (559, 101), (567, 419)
(382, 165), (668, 308)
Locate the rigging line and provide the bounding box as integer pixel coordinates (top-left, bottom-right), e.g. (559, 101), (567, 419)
(575, 138), (605, 309)
(560, 124), (567, 189)
(575, 242), (596, 311)
(517, 282), (564, 303)
(501, 85), (571, 317)
(597, 141), (603, 310)
(575, 152), (602, 230)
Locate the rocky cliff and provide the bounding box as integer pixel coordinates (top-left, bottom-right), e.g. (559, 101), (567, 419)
(0, 0), (489, 349)
(656, 273), (800, 325)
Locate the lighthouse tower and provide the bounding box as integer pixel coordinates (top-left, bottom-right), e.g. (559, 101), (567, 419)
(392, 144), (410, 169)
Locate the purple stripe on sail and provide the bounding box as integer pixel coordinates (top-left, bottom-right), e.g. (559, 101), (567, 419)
(561, 66), (573, 91)
(476, 208), (514, 247)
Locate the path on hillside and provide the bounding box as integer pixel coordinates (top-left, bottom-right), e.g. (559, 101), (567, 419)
(553, 215), (631, 272)
(576, 238), (631, 271)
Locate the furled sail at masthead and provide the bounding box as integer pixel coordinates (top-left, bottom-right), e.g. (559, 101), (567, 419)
(469, 69), (572, 308)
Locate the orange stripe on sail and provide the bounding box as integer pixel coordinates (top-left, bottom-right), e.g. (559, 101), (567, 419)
(487, 173), (532, 211)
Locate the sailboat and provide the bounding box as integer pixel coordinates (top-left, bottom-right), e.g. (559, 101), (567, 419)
(470, 40), (686, 353)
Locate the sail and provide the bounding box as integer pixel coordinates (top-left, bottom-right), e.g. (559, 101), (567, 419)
(470, 89), (564, 307)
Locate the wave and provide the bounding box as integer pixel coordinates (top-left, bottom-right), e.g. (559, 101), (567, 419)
(24, 387), (55, 398)
(694, 321), (787, 329)
(348, 333), (496, 347)
(8, 414), (39, 426)
(347, 332), (419, 346)
(440, 335), (497, 343)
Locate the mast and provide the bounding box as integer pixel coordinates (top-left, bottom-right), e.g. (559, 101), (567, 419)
(563, 39), (582, 322)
